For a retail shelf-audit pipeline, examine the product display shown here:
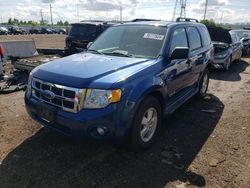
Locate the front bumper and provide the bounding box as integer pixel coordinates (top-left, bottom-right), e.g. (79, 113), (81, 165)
(25, 92), (133, 139)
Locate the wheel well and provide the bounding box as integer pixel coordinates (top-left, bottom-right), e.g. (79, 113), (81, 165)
(148, 91), (165, 110)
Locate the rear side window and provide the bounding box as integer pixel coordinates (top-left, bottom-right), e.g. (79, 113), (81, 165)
(170, 28), (188, 53)
(187, 27), (202, 51)
(199, 26), (211, 46)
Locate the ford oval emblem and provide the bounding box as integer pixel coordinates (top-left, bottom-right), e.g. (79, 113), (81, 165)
(43, 90), (56, 100)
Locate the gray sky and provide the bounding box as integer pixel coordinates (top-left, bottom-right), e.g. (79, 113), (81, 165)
(0, 0), (250, 23)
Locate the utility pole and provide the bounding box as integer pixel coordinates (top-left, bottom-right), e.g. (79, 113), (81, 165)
(120, 6), (123, 23)
(76, 4), (79, 22)
(172, 0), (187, 21)
(40, 10), (44, 24)
(204, 0), (208, 20)
(172, 0), (178, 21)
(180, 0), (187, 18)
(50, 4), (53, 26)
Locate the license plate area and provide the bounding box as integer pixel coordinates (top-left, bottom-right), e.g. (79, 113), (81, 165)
(37, 103), (56, 124)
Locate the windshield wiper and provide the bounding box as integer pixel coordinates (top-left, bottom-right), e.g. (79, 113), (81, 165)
(87, 49), (104, 55)
(103, 51), (133, 57)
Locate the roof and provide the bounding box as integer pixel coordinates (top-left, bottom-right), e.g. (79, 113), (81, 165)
(71, 21), (116, 26)
(118, 20), (203, 27)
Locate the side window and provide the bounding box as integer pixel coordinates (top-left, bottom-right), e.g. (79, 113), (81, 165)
(170, 28), (188, 53)
(187, 27), (202, 51)
(198, 26), (211, 46)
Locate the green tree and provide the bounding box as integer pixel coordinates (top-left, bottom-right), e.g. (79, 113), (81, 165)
(200, 19), (216, 27)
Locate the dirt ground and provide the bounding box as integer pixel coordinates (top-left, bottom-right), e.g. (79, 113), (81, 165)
(0, 57), (250, 187)
(0, 34), (66, 49)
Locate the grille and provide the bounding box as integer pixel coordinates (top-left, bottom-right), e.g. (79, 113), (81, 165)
(31, 78), (81, 113)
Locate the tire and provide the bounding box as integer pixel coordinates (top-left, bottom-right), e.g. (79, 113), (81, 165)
(197, 68), (210, 98)
(129, 96), (162, 150)
(223, 57), (231, 71)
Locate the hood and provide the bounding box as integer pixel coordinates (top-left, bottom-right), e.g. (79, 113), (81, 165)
(207, 26), (232, 44)
(33, 53), (155, 88)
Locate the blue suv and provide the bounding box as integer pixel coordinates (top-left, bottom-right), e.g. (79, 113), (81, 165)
(25, 18), (213, 149)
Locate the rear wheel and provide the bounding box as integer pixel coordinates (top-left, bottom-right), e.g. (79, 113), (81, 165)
(129, 96), (162, 150)
(197, 68), (210, 98)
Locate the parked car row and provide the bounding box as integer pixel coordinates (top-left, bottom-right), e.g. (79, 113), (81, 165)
(0, 26), (67, 35)
(65, 21), (249, 71)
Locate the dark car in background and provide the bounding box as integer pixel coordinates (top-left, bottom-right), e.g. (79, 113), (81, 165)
(29, 27), (41, 34)
(207, 26), (242, 71)
(40, 28), (54, 34)
(65, 21), (114, 54)
(0, 26), (8, 35)
(57, 28), (67, 35)
(8, 26), (26, 35)
(230, 29), (250, 55)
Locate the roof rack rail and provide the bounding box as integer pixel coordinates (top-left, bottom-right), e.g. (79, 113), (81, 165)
(80, 20), (105, 23)
(131, 19), (161, 22)
(176, 17), (199, 23)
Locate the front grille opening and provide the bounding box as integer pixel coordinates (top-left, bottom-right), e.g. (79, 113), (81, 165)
(35, 90), (41, 98)
(52, 87), (63, 96)
(35, 82), (41, 89)
(63, 100), (74, 109)
(63, 90), (75, 98)
(52, 98), (62, 106)
(42, 83), (50, 91)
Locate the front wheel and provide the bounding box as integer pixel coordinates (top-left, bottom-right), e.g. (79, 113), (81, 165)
(129, 96), (162, 150)
(197, 68), (210, 98)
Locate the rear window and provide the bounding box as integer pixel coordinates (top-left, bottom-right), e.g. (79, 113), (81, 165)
(187, 27), (202, 51)
(198, 26), (211, 46)
(69, 24), (97, 38)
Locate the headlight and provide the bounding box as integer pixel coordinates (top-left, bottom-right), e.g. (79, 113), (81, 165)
(83, 89), (122, 109)
(27, 71), (33, 93)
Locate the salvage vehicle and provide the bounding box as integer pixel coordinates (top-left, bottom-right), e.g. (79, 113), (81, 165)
(8, 26), (26, 35)
(0, 27), (9, 35)
(207, 26), (242, 71)
(25, 18), (213, 149)
(65, 21), (114, 54)
(230, 29), (250, 55)
(40, 28), (54, 34)
(29, 28), (41, 34)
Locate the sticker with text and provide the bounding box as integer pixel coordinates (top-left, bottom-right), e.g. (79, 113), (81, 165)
(143, 33), (165, 40)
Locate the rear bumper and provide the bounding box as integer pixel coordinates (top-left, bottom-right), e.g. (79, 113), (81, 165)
(212, 57), (228, 69)
(25, 92), (133, 140)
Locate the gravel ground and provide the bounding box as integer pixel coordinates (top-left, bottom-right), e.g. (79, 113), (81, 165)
(0, 50), (249, 187)
(0, 34), (66, 49)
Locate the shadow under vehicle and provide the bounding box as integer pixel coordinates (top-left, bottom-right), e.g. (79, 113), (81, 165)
(207, 26), (242, 71)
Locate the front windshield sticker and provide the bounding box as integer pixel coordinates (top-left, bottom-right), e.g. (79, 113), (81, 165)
(143, 33), (165, 41)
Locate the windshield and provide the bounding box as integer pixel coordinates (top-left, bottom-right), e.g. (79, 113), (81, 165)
(69, 24), (97, 39)
(89, 25), (167, 59)
(230, 30), (250, 40)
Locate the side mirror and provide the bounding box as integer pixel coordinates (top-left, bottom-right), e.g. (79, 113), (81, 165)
(170, 47), (189, 60)
(87, 42), (93, 49)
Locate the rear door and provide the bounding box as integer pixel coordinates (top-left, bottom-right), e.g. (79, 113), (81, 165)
(231, 33), (242, 60)
(186, 26), (204, 86)
(164, 27), (191, 96)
